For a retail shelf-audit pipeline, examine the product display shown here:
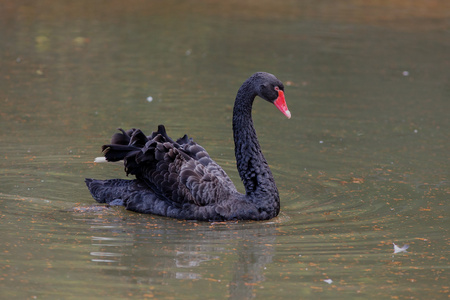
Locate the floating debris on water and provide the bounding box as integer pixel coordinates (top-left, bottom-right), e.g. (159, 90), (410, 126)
(393, 243), (409, 254)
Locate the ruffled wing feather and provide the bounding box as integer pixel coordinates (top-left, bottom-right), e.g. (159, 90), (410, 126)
(102, 125), (236, 207)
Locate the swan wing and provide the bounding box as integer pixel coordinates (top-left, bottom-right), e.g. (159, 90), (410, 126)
(103, 126), (235, 207)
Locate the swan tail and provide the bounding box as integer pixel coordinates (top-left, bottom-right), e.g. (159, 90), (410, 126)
(85, 178), (177, 216)
(85, 178), (136, 205)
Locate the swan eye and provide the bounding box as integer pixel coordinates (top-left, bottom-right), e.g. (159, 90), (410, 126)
(274, 86), (280, 91)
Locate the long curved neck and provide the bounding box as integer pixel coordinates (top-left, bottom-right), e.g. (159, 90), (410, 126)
(232, 80), (279, 201)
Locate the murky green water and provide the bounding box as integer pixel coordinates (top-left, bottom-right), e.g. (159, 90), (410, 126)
(1, 1), (449, 299)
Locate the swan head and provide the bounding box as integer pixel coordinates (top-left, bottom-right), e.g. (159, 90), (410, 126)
(253, 72), (291, 119)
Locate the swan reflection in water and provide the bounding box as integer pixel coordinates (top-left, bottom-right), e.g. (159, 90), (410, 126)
(85, 212), (278, 299)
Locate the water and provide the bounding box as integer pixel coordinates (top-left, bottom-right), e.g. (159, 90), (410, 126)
(1, 1), (449, 299)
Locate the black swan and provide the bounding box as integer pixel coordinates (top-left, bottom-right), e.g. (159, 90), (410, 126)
(85, 72), (291, 221)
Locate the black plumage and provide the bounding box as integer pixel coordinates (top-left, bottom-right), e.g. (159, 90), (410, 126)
(85, 72), (291, 221)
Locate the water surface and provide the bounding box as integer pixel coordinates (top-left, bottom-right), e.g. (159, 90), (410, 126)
(1, 1), (449, 299)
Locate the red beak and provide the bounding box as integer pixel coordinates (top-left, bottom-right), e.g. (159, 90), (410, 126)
(273, 90), (291, 119)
